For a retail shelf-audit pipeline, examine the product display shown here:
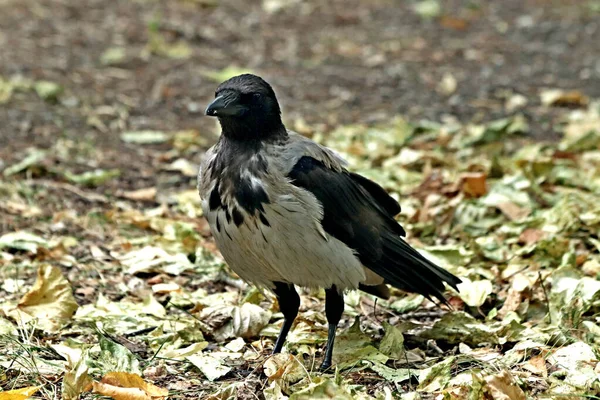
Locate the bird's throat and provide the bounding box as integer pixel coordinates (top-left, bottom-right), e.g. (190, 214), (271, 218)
(219, 116), (287, 142)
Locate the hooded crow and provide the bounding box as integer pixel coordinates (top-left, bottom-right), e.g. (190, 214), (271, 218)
(198, 74), (461, 370)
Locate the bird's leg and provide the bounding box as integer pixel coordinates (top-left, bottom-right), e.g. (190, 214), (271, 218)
(321, 285), (344, 371)
(272, 281), (300, 354)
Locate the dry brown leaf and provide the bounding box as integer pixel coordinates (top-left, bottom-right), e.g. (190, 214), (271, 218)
(7, 264), (78, 332)
(439, 15), (468, 30)
(518, 228), (546, 245)
(92, 382), (151, 400)
(461, 172), (487, 197)
(496, 201), (530, 221)
(120, 187), (157, 202)
(484, 370), (526, 400)
(91, 372), (168, 400)
(540, 89), (588, 107)
(264, 354), (306, 392)
(522, 355), (548, 377)
(497, 274), (533, 319)
(0, 386), (40, 400)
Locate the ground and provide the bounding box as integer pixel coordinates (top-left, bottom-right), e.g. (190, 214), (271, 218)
(1, 0), (600, 399)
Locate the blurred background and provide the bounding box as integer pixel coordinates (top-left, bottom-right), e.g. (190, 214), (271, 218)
(1, 0), (599, 150)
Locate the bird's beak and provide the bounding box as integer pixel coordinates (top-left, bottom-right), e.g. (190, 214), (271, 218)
(205, 94), (247, 117)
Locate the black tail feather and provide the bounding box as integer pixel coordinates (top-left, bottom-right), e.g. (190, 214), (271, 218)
(373, 234), (461, 306)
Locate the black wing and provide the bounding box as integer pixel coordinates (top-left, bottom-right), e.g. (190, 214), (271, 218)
(288, 156), (461, 304)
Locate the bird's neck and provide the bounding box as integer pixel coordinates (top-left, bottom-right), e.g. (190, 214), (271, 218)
(219, 115), (287, 142)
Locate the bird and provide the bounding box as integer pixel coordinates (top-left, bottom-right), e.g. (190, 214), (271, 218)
(198, 74), (461, 370)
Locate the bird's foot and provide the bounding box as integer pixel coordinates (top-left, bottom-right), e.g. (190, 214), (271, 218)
(319, 360), (333, 372)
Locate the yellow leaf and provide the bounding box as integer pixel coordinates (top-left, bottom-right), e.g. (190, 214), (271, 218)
(61, 349), (93, 400)
(0, 386), (40, 400)
(7, 264), (78, 332)
(91, 372), (168, 400)
(91, 382), (151, 400)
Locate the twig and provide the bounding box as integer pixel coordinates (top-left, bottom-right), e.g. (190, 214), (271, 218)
(538, 270), (551, 324)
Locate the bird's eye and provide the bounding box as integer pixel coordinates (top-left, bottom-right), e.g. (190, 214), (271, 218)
(253, 93), (262, 99)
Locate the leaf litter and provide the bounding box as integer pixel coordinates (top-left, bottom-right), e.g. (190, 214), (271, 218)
(2, 92), (600, 399)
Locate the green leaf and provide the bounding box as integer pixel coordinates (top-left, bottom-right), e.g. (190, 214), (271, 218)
(95, 335), (140, 374)
(370, 362), (412, 383)
(379, 322), (405, 360)
(388, 294), (425, 313)
(3, 149), (47, 176)
(418, 356), (455, 392)
(64, 169), (120, 186)
(100, 47), (127, 65)
(412, 0), (441, 19)
(332, 317), (388, 369)
(34, 80), (62, 102)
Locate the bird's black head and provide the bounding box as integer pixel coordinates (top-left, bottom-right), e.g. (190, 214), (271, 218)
(205, 74), (286, 141)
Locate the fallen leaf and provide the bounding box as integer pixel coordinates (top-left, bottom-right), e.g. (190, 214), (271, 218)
(200, 303), (272, 342)
(34, 80), (62, 102)
(439, 15), (468, 30)
(497, 274), (533, 319)
(187, 353), (232, 382)
(64, 169), (121, 186)
(164, 158), (197, 177)
(413, 0), (441, 19)
(496, 201), (530, 221)
(0, 231), (48, 253)
(484, 370), (526, 400)
(540, 89), (588, 107)
(101, 47), (127, 65)
(456, 278), (493, 307)
(437, 72), (457, 96)
(6, 264), (78, 332)
(379, 322), (405, 360)
(461, 172), (487, 197)
(505, 93), (528, 112)
(62, 350), (93, 400)
(263, 354), (306, 392)
(120, 130), (170, 144)
(161, 342), (208, 359)
(146, 30), (192, 60)
(120, 187), (157, 202)
(522, 355), (547, 377)
(547, 342), (599, 390)
(200, 66), (255, 83)
(91, 372), (168, 400)
(151, 282), (181, 294)
(332, 317), (388, 369)
(118, 246), (195, 275)
(370, 362), (413, 383)
(518, 228), (546, 245)
(0, 386), (40, 400)
(2, 149), (47, 176)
